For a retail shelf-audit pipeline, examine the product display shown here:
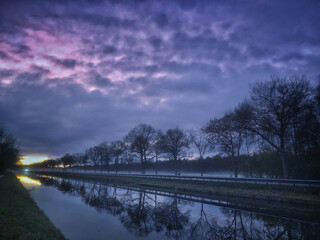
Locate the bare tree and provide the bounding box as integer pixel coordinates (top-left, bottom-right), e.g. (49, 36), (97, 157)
(86, 146), (100, 173)
(80, 152), (88, 172)
(110, 140), (126, 174)
(121, 148), (135, 174)
(205, 103), (249, 177)
(97, 142), (112, 173)
(188, 129), (210, 176)
(152, 130), (164, 175)
(125, 123), (156, 174)
(160, 128), (190, 175)
(72, 153), (83, 172)
(247, 75), (313, 178)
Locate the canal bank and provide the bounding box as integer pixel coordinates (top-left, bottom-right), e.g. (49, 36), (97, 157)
(0, 172), (65, 240)
(31, 171), (320, 222)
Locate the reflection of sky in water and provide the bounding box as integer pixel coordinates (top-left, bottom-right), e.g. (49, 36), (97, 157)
(17, 174), (320, 240)
(17, 176), (41, 186)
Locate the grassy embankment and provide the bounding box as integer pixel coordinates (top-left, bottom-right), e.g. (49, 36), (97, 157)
(33, 171), (320, 222)
(34, 171), (320, 203)
(0, 172), (65, 240)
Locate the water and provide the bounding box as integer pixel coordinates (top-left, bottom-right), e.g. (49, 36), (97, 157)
(18, 174), (320, 240)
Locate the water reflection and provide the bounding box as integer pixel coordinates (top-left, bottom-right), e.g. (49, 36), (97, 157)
(26, 174), (320, 240)
(17, 176), (41, 185)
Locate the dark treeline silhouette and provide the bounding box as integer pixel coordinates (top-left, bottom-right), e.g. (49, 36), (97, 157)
(0, 127), (20, 172)
(31, 75), (320, 179)
(33, 175), (320, 239)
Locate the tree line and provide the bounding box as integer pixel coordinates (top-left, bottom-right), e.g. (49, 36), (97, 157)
(0, 127), (20, 172)
(33, 75), (320, 179)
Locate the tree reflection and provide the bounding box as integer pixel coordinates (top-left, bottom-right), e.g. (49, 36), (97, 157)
(189, 203), (214, 240)
(157, 197), (190, 239)
(35, 175), (320, 240)
(121, 192), (154, 236)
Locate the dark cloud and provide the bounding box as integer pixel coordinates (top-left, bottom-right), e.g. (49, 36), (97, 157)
(102, 45), (117, 54)
(87, 71), (114, 88)
(12, 44), (30, 55)
(148, 36), (163, 49)
(47, 56), (78, 69)
(15, 72), (42, 83)
(0, 50), (9, 59)
(0, 0), (319, 157)
(0, 69), (15, 78)
(153, 13), (169, 28)
(30, 65), (51, 75)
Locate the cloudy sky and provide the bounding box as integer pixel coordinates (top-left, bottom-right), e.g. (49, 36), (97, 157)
(0, 0), (319, 159)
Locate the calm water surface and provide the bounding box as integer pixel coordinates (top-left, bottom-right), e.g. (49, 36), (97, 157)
(18, 174), (320, 240)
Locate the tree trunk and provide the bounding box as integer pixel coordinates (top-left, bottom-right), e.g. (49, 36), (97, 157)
(143, 151), (147, 174)
(174, 157), (178, 175)
(200, 156), (204, 177)
(232, 155), (238, 178)
(116, 158), (119, 174)
(280, 151), (288, 179)
(140, 153), (144, 174)
(143, 162), (146, 174)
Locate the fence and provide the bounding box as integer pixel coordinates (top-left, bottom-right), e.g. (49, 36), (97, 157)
(32, 170), (320, 187)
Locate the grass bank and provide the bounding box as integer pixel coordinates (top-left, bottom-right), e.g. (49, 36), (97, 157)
(0, 172), (65, 240)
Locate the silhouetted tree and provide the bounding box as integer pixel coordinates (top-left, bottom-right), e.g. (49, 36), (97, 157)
(73, 153), (83, 171)
(247, 75), (313, 178)
(86, 146), (100, 172)
(110, 140), (126, 173)
(125, 124), (156, 174)
(60, 153), (75, 170)
(97, 142), (112, 173)
(0, 127), (19, 171)
(47, 159), (58, 170)
(188, 129), (210, 176)
(80, 152), (89, 171)
(152, 130), (164, 175)
(205, 105), (248, 177)
(160, 128), (190, 175)
(121, 148), (135, 173)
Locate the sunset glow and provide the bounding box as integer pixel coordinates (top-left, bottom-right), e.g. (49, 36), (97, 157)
(20, 155), (49, 165)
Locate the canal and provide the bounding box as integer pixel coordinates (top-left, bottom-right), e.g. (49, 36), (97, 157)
(18, 173), (320, 240)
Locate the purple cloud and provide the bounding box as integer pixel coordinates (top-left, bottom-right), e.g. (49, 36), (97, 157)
(0, 0), (319, 157)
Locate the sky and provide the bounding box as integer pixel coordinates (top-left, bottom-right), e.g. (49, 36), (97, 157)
(0, 0), (319, 160)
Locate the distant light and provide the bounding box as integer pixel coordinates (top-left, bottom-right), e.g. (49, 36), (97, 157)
(24, 169), (29, 172)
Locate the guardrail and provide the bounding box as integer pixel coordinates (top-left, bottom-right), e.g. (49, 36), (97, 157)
(32, 170), (320, 188)
(103, 173), (320, 187)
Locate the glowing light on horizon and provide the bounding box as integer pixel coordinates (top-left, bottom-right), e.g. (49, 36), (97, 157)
(17, 176), (41, 185)
(20, 155), (49, 165)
